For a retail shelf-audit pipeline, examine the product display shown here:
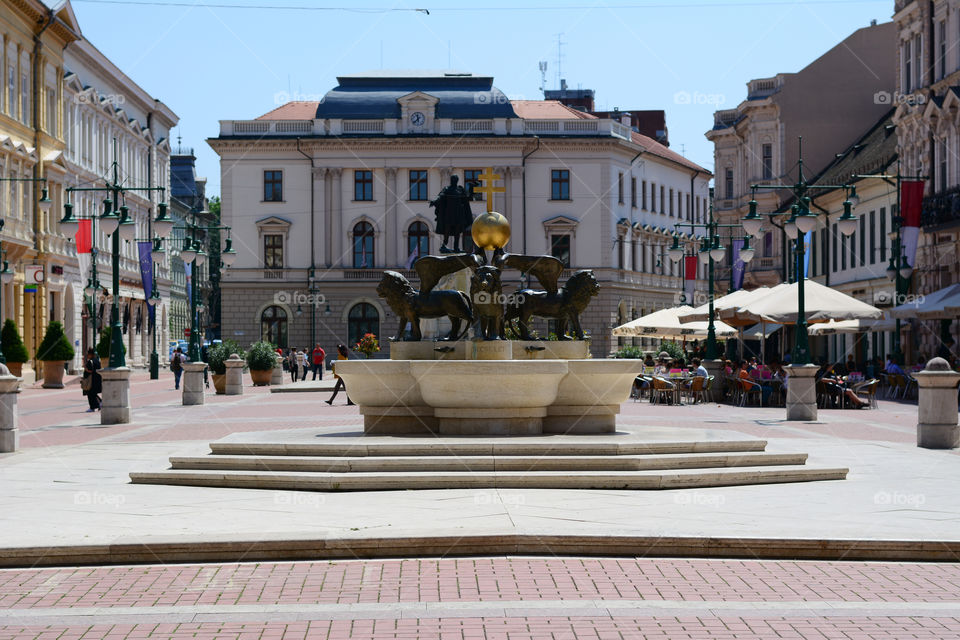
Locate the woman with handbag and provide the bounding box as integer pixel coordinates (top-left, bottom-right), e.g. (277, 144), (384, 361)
(82, 347), (102, 412)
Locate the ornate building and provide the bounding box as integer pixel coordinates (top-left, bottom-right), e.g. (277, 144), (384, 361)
(210, 71), (712, 357)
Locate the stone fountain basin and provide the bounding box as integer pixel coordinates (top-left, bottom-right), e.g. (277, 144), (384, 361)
(409, 360), (568, 409)
(557, 360), (645, 405)
(335, 360), (426, 408)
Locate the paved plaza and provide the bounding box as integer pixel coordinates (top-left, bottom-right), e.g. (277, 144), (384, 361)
(2, 371), (959, 638)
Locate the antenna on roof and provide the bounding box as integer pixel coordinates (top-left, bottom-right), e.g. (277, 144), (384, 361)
(555, 33), (565, 89)
(538, 61), (548, 96)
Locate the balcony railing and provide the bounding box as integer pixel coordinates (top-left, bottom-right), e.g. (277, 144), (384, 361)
(921, 186), (960, 227)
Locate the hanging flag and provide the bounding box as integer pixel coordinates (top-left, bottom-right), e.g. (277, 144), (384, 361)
(185, 261), (192, 310)
(802, 231), (812, 278)
(731, 238), (745, 291)
(683, 255), (698, 304)
(405, 244), (420, 270)
(900, 180), (924, 270)
(137, 241), (155, 328)
(75, 220), (92, 254)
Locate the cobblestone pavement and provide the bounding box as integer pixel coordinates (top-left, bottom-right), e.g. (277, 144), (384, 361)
(2, 557), (960, 639)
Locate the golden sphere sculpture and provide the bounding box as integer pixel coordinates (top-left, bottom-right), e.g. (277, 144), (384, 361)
(471, 211), (511, 251)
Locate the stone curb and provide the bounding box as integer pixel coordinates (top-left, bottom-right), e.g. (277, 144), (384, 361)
(1, 534), (958, 568)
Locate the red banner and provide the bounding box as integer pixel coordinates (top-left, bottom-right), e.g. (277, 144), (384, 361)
(684, 255), (698, 280)
(900, 180), (924, 227)
(75, 219), (92, 254)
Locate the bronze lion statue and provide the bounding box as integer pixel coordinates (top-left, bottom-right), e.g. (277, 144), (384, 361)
(377, 271), (473, 341)
(504, 269), (599, 340)
(470, 265), (504, 340)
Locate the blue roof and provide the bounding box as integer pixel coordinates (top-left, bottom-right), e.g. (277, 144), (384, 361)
(314, 70), (517, 119)
(170, 154), (198, 200)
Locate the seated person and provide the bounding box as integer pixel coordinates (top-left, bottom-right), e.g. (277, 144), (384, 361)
(884, 357), (906, 376)
(693, 357), (709, 379)
(818, 362), (868, 409)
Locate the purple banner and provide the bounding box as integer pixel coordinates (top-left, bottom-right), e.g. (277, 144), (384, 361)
(137, 241), (155, 327)
(803, 231), (812, 278)
(731, 238), (745, 291)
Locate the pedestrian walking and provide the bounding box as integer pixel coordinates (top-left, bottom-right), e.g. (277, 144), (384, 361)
(201, 343), (210, 388)
(287, 349), (297, 382)
(325, 344), (354, 405)
(311, 343), (326, 380)
(297, 348), (309, 381)
(82, 347), (102, 412)
(170, 347), (184, 390)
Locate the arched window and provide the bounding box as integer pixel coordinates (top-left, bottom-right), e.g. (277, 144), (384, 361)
(348, 303), (379, 347)
(353, 221), (375, 268)
(407, 221), (429, 261)
(261, 305), (288, 348)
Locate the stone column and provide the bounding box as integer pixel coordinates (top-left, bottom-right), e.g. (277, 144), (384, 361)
(385, 168), (398, 267)
(313, 167), (328, 268)
(0, 364), (21, 453)
(224, 353), (244, 395)
(100, 367), (132, 424)
(182, 362), (206, 406)
(915, 357), (960, 449)
(330, 169), (343, 267)
(784, 363), (819, 421)
(271, 355), (284, 385)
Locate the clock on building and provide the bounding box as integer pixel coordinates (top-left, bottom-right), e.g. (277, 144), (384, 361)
(410, 111), (425, 127)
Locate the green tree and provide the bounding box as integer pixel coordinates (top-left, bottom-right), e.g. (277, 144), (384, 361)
(1, 319), (29, 363)
(37, 321), (75, 362)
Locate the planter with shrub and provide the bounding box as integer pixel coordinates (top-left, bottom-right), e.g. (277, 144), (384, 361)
(37, 321), (75, 388)
(208, 340), (245, 394)
(96, 327), (126, 363)
(246, 341), (276, 386)
(1, 319), (29, 377)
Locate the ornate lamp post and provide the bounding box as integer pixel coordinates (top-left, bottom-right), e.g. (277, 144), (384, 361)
(58, 139), (170, 424)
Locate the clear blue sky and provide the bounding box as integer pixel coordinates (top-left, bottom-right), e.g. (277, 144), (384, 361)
(71, 0), (893, 198)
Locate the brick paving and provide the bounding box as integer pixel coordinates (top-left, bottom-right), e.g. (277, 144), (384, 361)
(1, 558), (960, 639)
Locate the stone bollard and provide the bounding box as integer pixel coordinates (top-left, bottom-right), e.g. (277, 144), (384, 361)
(224, 353), (244, 396)
(100, 367), (132, 425)
(0, 363), (22, 452)
(182, 362), (207, 406)
(915, 357), (960, 449)
(271, 358), (283, 386)
(784, 363), (819, 421)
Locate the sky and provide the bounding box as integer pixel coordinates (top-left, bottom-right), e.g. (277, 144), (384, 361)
(70, 0), (895, 198)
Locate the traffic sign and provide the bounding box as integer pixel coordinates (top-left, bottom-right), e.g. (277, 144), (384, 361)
(184, 328), (191, 337)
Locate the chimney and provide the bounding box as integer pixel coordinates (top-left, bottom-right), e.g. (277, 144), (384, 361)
(560, 78), (568, 91)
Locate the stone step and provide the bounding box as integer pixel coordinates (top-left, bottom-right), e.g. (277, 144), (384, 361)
(169, 452), (809, 473)
(208, 440), (770, 458)
(130, 465), (848, 491)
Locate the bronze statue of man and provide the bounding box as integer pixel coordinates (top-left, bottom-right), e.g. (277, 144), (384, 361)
(429, 175), (475, 254)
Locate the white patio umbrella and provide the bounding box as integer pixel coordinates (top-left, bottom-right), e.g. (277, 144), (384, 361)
(612, 305), (738, 339)
(889, 283), (960, 320)
(735, 279), (883, 325)
(807, 315), (898, 335)
(677, 287), (772, 327)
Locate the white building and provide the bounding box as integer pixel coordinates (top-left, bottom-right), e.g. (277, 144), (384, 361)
(209, 70), (712, 357)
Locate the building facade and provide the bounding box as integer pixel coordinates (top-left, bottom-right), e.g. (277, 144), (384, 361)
(0, 0), (178, 377)
(707, 21), (895, 289)
(210, 71), (712, 357)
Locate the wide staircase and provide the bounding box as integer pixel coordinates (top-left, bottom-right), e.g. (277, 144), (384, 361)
(130, 439), (848, 491)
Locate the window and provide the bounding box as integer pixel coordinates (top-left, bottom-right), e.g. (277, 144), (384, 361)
(263, 170), (282, 202)
(669, 189), (674, 216)
(903, 41), (912, 90)
(408, 221), (429, 260)
(764, 232), (773, 258)
(724, 168), (734, 199)
(869, 210), (876, 264)
(260, 306), (288, 348)
(352, 221), (375, 268)
(940, 139), (948, 191)
(551, 169), (570, 200)
(641, 180), (647, 209)
(618, 173), (624, 204)
(939, 21), (947, 80)
(408, 170), (428, 201)
(685, 193), (691, 221)
(631, 177), (637, 208)
(551, 234), (571, 267)
(650, 183), (656, 211)
(263, 234), (283, 268)
(762, 144), (773, 180)
(859, 214), (866, 266)
(45, 89), (56, 134)
(832, 223), (838, 272)
(464, 169), (483, 201)
(695, 196), (700, 223)
(617, 236), (625, 269)
(348, 303), (380, 346)
(6, 65), (13, 116)
(914, 35), (922, 89)
(879, 207), (887, 261)
(660, 185), (665, 213)
(20, 72), (28, 125)
(820, 227), (828, 275)
(354, 170), (373, 201)
(631, 239), (638, 271)
(841, 229), (847, 271)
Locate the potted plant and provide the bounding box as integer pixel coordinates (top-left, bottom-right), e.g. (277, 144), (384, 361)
(96, 327), (126, 362)
(208, 340), (244, 394)
(355, 333), (380, 359)
(245, 340), (276, 386)
(37, 321), (75, 388)
(1, 319), (29, 377)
